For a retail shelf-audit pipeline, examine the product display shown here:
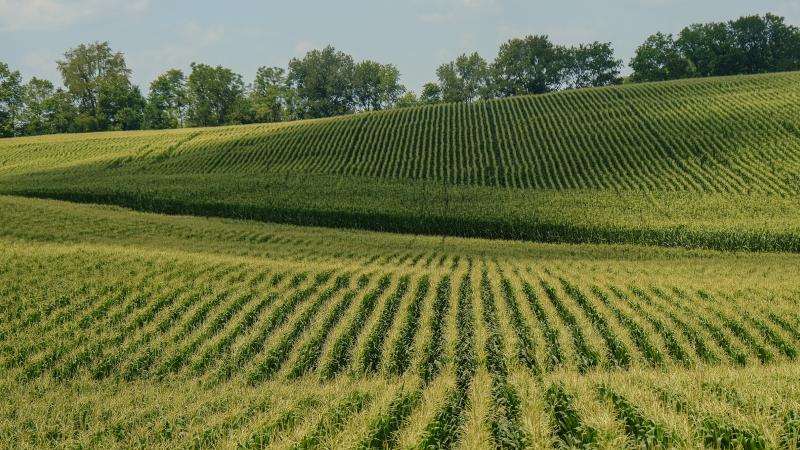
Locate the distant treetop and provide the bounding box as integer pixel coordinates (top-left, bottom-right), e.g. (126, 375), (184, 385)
(1, 12), (798, 138)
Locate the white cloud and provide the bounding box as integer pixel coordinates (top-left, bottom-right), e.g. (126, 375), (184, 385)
(22, 48), (60, 78)
(126, 20), (226, 87)
(546, 20), (609, 46)
(127, 0), (148, 13)
(0, 0), (149, 32)
(293, 40), (315, 55)
(176, 20), (224, 46)
(134, 22), (223, 63)
(416, 0), (498, 23)
(638, 0), (674, 5)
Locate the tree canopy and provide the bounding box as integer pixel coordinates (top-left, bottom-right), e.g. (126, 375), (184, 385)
(427, 35), (622, 103)
(352, 60), (404, 111)
(492, 35), (563, 96)
(288, 46), (356, 119)
(629, 33), (692, 82)
(631, 13), (800, 82)
(2, 12), (800, 138)
(145, 69), (187, 129)
(0, 62), (23, 137)
(56, 41), (142, 130)
(186, 63), (246, 127)
(251, 66), (293, 123)
(436, 52), (492, 103)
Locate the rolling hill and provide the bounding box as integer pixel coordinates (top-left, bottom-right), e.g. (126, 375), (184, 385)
(3, 72), (800, 448)
(2, 196), (800, 448)
(2, 72), (800, 251)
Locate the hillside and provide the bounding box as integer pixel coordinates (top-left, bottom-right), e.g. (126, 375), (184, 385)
(2, 196), (800, 448)
(2, 72), (800, 251)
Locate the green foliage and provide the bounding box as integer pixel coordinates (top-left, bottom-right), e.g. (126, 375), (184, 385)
(0, 61), (24, 137)
(248, 274), (352, 383)
(436, 52), (492, 103)
(4, 12), (800, 137)
(387, 276), (430, 375)
(541, 280), (600, 372)
(186, 63), (246, 127)
(491, 35), (621, 97)
(561, 279), (630, 369)
(360, 276), (410, 373)
(320, 275), (392, 379)
(145, 69), (187, 129)
(499, 277), (540, 375)
(417, 389), (468, 450)
(481, 271), (530, 449)
(292, 391), (371, 450)
(395, 90), (419, 108)
(288, 45), (356, 118)
(419, 82), (442, 104)
(700, 418), (767, 449)
(648, 287), (720, 365)
(1, 195), (800, 447)
(597, 385), (678, 449)
(521, 281), (563, 370)
(657, 387), (767, 449)
(4, 73), (800, 251)
(591, 286), (664, 368)
(563, 41), (623, 88)
(454, 272), (476, 393)
(357, 390), (420, 449)
(353, 60), (405, 111)
(239, 410), (300, 449)
(56, 41), (143, 131)
(287, 278), (366, 379)
(546, 383), (599, 449)
(419, 276), (451, 384)
(492, 35), (563, 96)
(250, 66), (294, 123)
(624, 287), (693, 367)
(781, 410), (800, 449)
(631, 13), (800, 82)
(18, 77), (58, 136)
(630, 32), (693, 82)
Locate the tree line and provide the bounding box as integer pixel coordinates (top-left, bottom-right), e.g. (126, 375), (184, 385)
(630, 13), (800, 82)
(1, 13), (798, 137)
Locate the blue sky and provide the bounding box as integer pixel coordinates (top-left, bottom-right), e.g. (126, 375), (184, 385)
(2, 0), (800, 93)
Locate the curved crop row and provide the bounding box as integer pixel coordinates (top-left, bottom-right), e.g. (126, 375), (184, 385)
(386, 276), (431, 376)
(479, 270), (529, 449)
(248, 274), (353, 383)
(321, 275), (392, 379)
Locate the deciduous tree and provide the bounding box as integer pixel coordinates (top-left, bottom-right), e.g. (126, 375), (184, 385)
(145, 69), (187, 129)
(563, 42), (622, 88)
(288, 46), (355, 118)
(436, 52), (491, 103)
(186, 63), (245, 127)
(57, 41), (137, 130)
(19, 77), (55, 135)
(251, 66), (293, 122)
(353, 60), (405, 111)
(492, 35), (563, 96)
(395, 91), (418, 108)
(0, 62), (23, 137)
(420, 82), (442, 104)
(630, 33), (693, 82)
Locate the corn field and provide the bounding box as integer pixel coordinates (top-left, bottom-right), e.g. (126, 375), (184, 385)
(3, 71), (800, 448)
(1, 73), (800, 251)
(2, 73), (800, 193)
(2, 196), (799, 449)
